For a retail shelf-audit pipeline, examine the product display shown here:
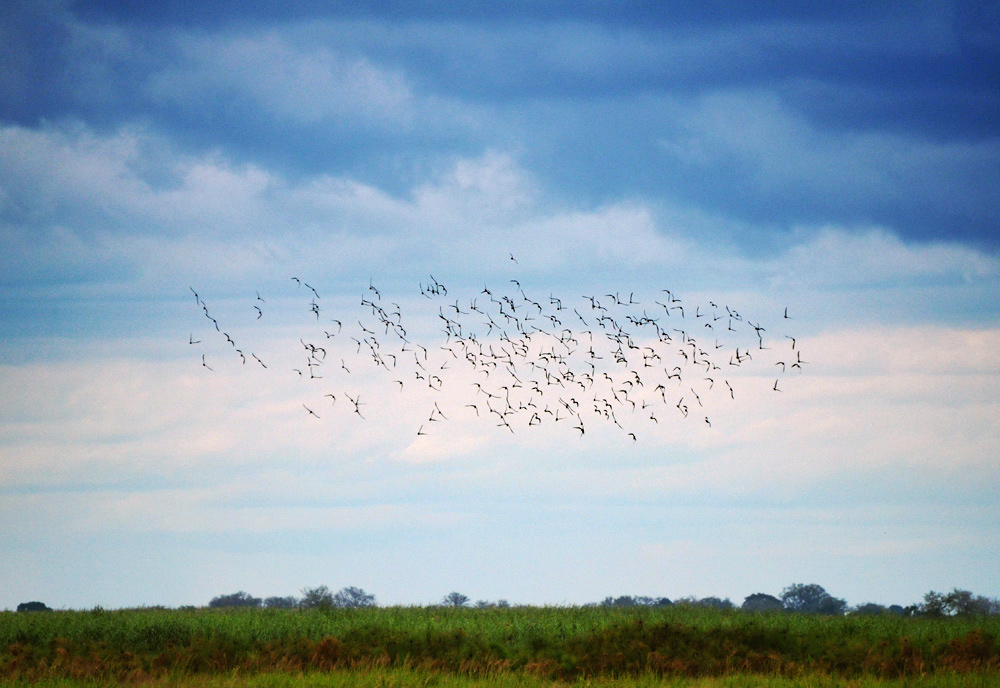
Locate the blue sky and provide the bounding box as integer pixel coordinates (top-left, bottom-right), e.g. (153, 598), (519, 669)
(1, 0), (998, 610)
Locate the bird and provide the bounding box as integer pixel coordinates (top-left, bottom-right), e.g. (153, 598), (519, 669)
(189, 259), (800, 442)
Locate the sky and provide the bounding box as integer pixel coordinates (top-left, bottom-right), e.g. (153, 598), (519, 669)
(1, 0), (999, 611)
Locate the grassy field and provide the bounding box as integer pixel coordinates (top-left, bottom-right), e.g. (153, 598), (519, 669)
(2, 606), (997, 684)
(3, 669), (1000, 688)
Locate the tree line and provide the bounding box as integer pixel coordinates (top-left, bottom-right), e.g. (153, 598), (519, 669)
(15, 583), (1000, 616)
(200, 583), (999, 617)
(597, 585), (1000, 617)
(207, 586), (377, 610)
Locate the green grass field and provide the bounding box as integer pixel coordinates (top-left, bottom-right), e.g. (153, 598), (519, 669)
(4, 669), (1000, 688)
(2, 606), (997, 685)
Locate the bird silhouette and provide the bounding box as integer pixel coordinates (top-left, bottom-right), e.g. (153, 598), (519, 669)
(189, 264), (804, 440)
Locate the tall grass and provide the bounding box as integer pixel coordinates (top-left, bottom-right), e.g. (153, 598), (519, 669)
(2, 668), (1000, 688)
(2, 606), (998, 682)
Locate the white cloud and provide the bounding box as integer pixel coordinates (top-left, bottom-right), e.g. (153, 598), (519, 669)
(8, 119), (995, 302)
(774, 227), (1000, 289)
(0, 122), (279, 240)
(1, 123), (704, 292)
(3, 123), (998, 563)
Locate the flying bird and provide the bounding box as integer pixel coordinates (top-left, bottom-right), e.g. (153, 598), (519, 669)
(189, 257), (801, 441)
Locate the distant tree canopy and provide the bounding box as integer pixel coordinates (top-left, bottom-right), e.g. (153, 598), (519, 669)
(297, 586), (377, 609)
(600, 596), (672, 608)
(442, 592), (470, 607)
(263, 596), (299, 609)
(332, 586), (377, 609)
(208, 591), (262, 608)
(474, 599), (511, 609)
(675, 596), (734, 610)
(194, 584), (997, 617)
(299, 586), (335, 609)
(742, 593), (783, 612)
(780, 584), (847, 615)
(921, 589), (1000, 617)
(16, 601), (52, 612)
(852, 603), (889, 615)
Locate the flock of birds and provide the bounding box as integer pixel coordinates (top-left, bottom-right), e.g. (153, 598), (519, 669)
(189, 262), (806, 443)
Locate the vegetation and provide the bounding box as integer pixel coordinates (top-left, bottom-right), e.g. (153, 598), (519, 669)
(779, 584), (847, 616)
(11, 605), (49, 615)
(2, 667), (998, 688)
(742, 594), (783, 612)
(1, 603), (998, 683)
(208, 592), (262, 609)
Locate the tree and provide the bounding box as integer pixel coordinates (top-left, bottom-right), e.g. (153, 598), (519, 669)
(780, 584), (847, 615)
(332, 586), (377, 608)
(696, 596), (734, 609)
(742, 593), (783, 612)
(852, 603), (887, 615)
(922, 589), (1000, 617)
(264, 596), (299, 609)
(16, 601), (52, 612)
(208, 591), (262, 608)
(944, 589), (1000, 616)
(600, 595), (671, 607)
(442, 592), (469, 607)
(300, 585), (335, 609)
(601, 596), (637, 607)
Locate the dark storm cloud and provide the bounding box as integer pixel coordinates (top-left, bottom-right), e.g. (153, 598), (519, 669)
(9, 1), (997, 139)
(2, 0), (998, 249)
